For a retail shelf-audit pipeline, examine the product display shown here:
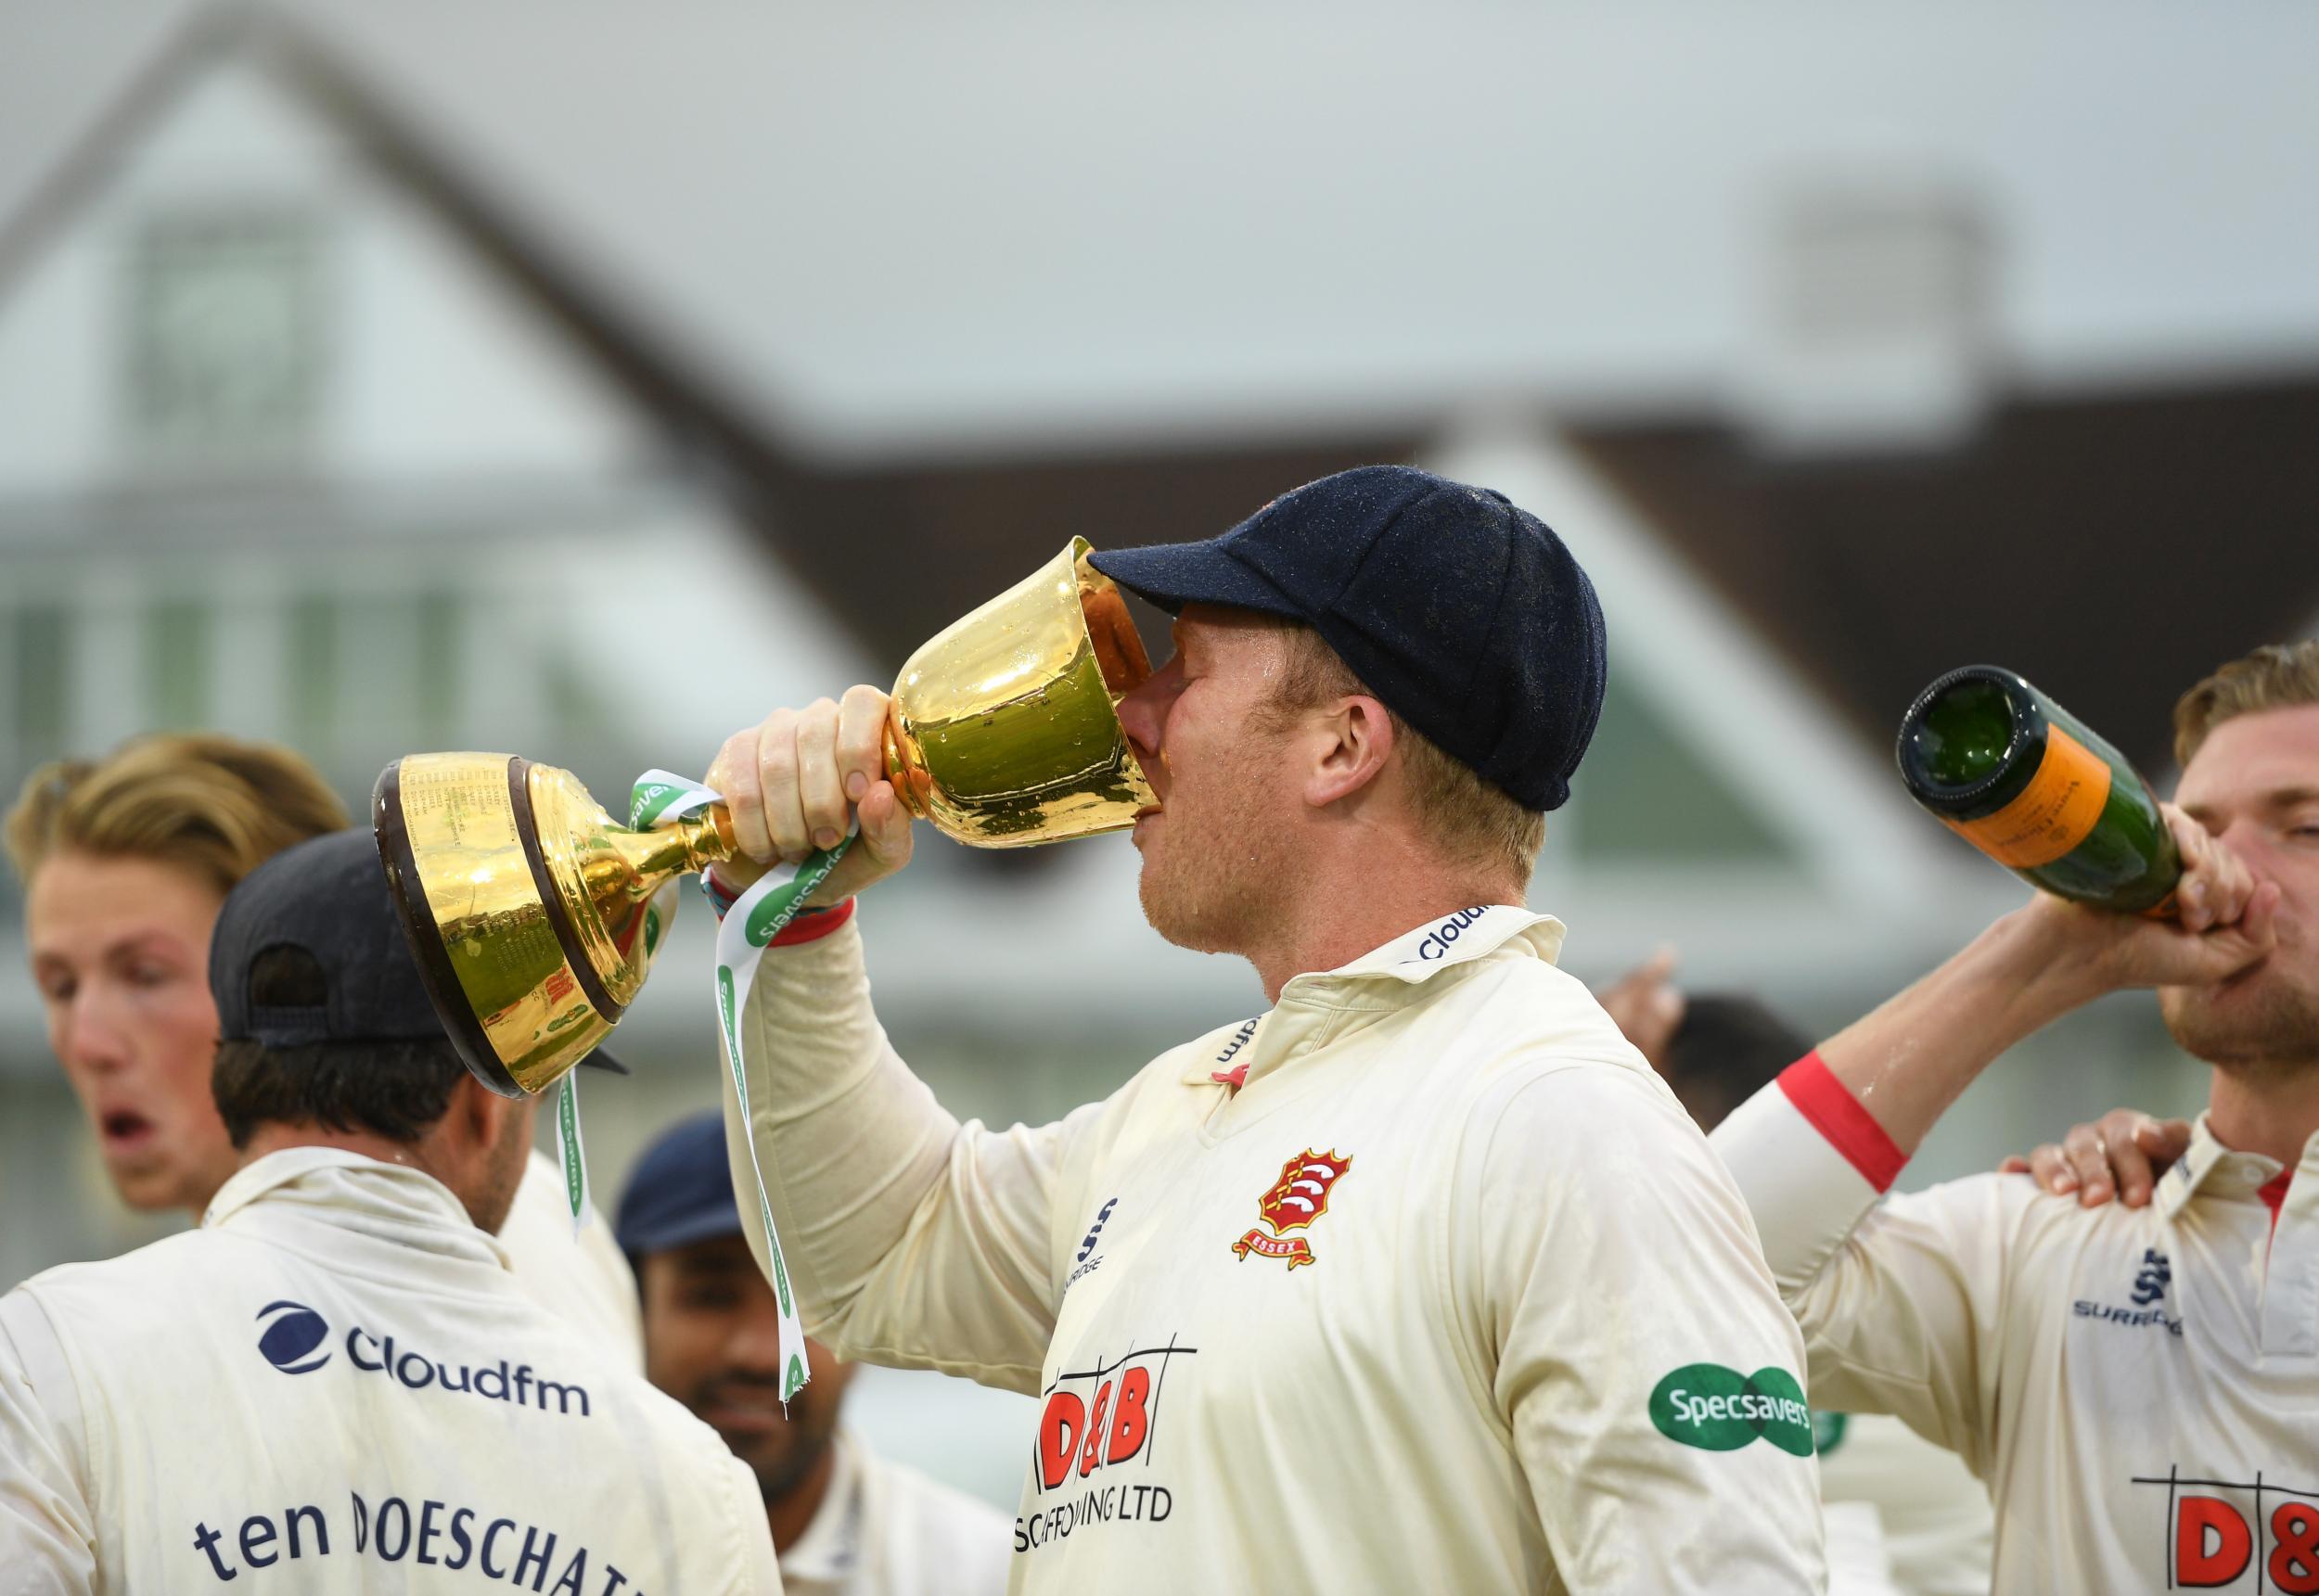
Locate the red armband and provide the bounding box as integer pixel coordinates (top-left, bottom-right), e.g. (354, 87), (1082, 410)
(1776, 1050), (1908, 1194)
(768, 896), (855, 947)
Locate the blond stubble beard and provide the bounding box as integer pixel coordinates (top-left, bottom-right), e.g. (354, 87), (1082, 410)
(1135, 748), (1296, 959)
(2160, 971), (2319, 1079)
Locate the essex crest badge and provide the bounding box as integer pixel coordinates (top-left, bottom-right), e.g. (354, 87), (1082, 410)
(1232, 1148), (1352, 1270)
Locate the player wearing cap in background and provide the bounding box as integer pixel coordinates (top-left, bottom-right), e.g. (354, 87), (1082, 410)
(6, 735), (644, 1361)
(0, 830), (777, 1591)
(1705, 641), (2319, 1590)
(703, 466), (1826, 1591)
(617, 1111), (1010, 1596)
(1596, 958), (1994, 1596)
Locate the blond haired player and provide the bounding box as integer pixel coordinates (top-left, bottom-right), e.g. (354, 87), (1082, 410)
(1710, 641), (2319, 1590)
(7, 735), (642, 1361)
(705, 467), (1826, 1592)
(9, 735), (347, 1216)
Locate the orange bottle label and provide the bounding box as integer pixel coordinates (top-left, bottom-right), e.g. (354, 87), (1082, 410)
(1941, 724), (2112, 869)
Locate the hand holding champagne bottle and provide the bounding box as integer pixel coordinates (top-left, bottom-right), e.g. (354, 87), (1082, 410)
(1896, 664), (2280, 995)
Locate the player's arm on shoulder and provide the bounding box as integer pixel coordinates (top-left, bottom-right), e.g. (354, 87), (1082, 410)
(0, 1292), (98, 1594)
(1712, 1059), (2022, 1467)
(1471, 1065), (1826, 1593)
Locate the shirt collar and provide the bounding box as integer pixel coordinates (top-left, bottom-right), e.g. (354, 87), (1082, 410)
(2155, 1112), (2305, 1220)
(1291, 903), (1565, 990)
(203, 1146), (511, 1270)
(1178, 904), (1564, 1087)
(779, 1432), (866, 1586)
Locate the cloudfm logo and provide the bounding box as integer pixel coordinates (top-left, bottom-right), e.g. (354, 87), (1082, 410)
(247, 1299), (592, 1416)
(256, 1300), (332, 1375)
(1414, 906), (1489, 962)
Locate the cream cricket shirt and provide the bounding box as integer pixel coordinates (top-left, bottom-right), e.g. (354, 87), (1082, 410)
(1714, 1056), (2319, 1594)
(1814, 1411), (1992, 1596)
(777, 1430), (1011, 1596)
(727, 904), (1826, 1594)
(0, 1148), (778, 1595)
(501, 1148), (647, 1371)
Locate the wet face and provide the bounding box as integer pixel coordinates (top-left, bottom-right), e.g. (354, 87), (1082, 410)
(2161, 705), (2319, 1073)
(638, 1235), (851, 1505)
(1112, 606), (1306, 954)
(26, 852), (238, 1214)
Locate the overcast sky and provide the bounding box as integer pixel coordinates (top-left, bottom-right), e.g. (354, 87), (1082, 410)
(4, 1), (2316, 458)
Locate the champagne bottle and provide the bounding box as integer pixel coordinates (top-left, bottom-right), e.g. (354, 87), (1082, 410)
(1896, 665), (2179, 914)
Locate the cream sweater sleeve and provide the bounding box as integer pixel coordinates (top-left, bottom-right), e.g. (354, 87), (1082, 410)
(1481, 1066), (1827, 1592)
(0, 1291), (96, 1596)
(1711, 1075), (2019, 1473)
(725, 916), (1092, 1395)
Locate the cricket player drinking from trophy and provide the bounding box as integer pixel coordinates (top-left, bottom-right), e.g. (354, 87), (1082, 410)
(1710, 641), (2319, 1590)
(703, 466), (1826, 1592)
(0, 831), (777, 1591)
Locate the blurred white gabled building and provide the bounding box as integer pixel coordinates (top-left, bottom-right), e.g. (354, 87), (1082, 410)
(2, 1), (2313, 1246)
(0, 8), (1989, 1074)
(0, 30), (870, 805)
(0, 23), (907, 1081)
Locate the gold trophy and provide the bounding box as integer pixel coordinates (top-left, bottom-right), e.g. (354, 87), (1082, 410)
(375, 538), (1156, 1097)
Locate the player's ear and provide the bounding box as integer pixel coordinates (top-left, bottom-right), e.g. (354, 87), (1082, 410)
(1304, 694), (1396, 811)
(445, 1073), (515, 1159)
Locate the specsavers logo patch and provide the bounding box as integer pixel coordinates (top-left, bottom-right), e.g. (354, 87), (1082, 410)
(1649, 1364), (1814, 1456)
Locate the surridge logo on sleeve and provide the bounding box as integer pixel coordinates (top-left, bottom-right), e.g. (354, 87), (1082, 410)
(1065, 1197), (1119, 1296)
(1231, 1148), (1351, 1270)
(2073, 1246), (2184, 1335)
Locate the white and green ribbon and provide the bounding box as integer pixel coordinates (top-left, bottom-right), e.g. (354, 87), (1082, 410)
(630, 769), (852, 1401)
(555, 1072), (589, 1236)
(555, 880), (676, 1237)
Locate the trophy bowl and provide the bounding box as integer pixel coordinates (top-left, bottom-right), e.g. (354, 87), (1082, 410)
(376, 538), (1157, 1096)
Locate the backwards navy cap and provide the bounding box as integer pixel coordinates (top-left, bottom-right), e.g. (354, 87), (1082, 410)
(1088, 465), (1608, 811)
(211, 828), (626, 1072)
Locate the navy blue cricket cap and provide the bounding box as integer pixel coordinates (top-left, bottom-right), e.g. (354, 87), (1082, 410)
(613, 1110), (741, 1258)
(1088, 465), (1608, 811)
(210, 828), (626, 1071)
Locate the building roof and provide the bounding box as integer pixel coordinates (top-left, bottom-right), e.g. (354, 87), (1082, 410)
(1580, 382), (2319, 774)
(4, 1), (2314, 774)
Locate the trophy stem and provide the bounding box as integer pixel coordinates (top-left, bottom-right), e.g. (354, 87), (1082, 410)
(678, 807), (738, 872)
